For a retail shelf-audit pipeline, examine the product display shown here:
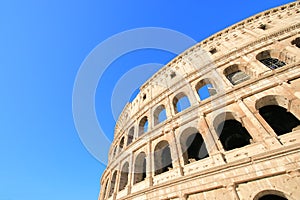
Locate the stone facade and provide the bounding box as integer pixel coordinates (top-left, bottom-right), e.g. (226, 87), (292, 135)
(99, 2), (300, 200)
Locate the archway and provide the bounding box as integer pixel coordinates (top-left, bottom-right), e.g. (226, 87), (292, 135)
(216, 118), (252, 151)
(180, 128), (208, 164)
(133, 152), (146, 184)
(154, 140), (173, 175)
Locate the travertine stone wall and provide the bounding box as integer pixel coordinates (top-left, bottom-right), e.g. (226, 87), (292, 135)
(99, 2), (300, 200)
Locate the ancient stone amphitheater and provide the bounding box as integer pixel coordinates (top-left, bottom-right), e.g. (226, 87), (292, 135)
(99, 1), (300, 200)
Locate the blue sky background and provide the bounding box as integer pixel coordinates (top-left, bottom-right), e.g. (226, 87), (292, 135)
(0, 0), (295, 200)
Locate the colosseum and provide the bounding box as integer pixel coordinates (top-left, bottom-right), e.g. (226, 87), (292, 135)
(99, 1), (300, 200)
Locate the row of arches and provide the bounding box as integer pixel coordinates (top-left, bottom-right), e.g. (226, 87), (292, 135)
(105, 140), (174, 198)
(105, 173), (291, 200)
(104, 97), (300, 198)
(104, 175), (290, 200)
(112, 45), (299, 156)
(112, 79), (218, 158)
(114, 95), (300, 160)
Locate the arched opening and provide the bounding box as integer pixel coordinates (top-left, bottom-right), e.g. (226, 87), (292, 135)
(154, 105), (167, 125)
(224, 64), (251, 85)
(256, 50), (286, 70)
(127, 127), (134, 146)
(180, 128), (209, 165)
(170, 71), (176, 78)
(154, 140), (173, 175)
(119, 137), (125, 153)
(259, 105), (300, 136)
(258, 194), (287, 200)
(173, 93), (191, 113)
(209, 47), (217, 54)
(196, 79), (217, 100)
(133, 152), (146, 184)
(138, 116), (148, 136)
(102, 179), (109, 200)
(108, 171), (117, 198)
(215, 114), (252, 151)
(254, 190), (289, 200)
(118, 162), (129, 191)
(291, 37), (300, 48)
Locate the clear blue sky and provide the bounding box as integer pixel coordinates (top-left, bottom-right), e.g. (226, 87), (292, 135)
(0, 1), (294, 200)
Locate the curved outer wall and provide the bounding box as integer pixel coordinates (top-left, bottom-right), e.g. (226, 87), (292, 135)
(100, 2), (300, 200)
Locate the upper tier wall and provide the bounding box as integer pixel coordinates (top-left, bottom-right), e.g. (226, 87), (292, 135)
(114, 1), (300, 140)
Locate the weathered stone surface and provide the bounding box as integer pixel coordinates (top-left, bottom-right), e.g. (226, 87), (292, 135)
(100, 2), (300, 200)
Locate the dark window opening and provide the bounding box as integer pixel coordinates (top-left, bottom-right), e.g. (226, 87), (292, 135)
(258, 24), (267, 30)
(134, 152), (146, 184)
(170, 71), (176, 78)
(127, 127), (134, 146)
(182, 133), (208, 165)
(108, 172), (117, 197)
(291, 37), (300, 48)
(143, 94), (146, 100)
(209, 48), (217, 54)
(259, 105), (300, 136)
(118, 163), (129, 191)
(154, 141), (173, 175)
(258, 194), (287, 200)
(119, 137), (124, 152)
(142, 158), (146, 180)
(259, 58), (286, 69)
(217, 120), (252, 151)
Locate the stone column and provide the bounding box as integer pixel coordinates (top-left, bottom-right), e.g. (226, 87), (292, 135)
(113, 165), (121, 200)
(167, 94), (176, 117)
(236, 99), (270, 141)
(191, 86), (201, 105)
(170, 128), (184, 176)
(280, 82), (300, 118)
(238, 99), (282, 149)
(146, 140), (153, 186)
(199, 114), (220, 155)
(124, 130), (128, 149)
(212, 68), (229, 93)
(179, 194), (188, 200)
(133, 119), (138, 139)
(185, 83), (199, 106)
(226, 184), (240, 200)
(148, 107), (153, 130)
(165, 97), (174, 119)
(127, 152), (134, 195)
(105, 171), (112, 200)
(199, 114), (226, 164)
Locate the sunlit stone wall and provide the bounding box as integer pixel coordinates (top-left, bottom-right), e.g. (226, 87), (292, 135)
(100, 2), (300, 200)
